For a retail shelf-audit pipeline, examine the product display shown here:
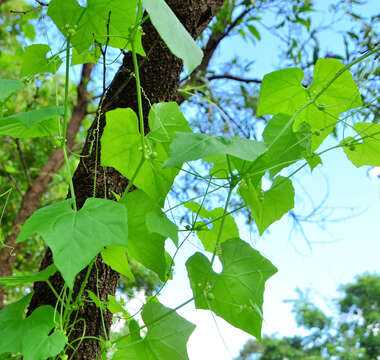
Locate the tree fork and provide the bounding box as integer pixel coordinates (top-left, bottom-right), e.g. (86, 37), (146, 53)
(27, 1), (224, 359)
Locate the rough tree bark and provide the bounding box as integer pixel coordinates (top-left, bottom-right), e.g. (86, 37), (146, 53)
(0, 63), (94, 309)
(27, 1), (224, 359)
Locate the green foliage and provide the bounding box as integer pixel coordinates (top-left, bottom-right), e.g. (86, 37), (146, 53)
(0, 293), (66, 360)
(0, 79), (24, 103)
(342, 123), (380, 167)
(21, 44), (62, 77)
(185, 201), (239, 252)
(1, 1), (379, 358)
(102, 103), (192, 206)
(120, 189), (171, 280)
(17, 198), (128, 288)
(164, 132), (268, 168)
(257, 58), (362, 150)
(187, 238), (277, 339)
(239, 176), (294, 235)
(142, 0), (202, 73)
(114, 301), (195, 359)
(236, 274), (380, 360)
(47, 0), (144, 55)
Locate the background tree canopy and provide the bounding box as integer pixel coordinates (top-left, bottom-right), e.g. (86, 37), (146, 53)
(236, 274), (380, 360)
(0, 0), (379, 359)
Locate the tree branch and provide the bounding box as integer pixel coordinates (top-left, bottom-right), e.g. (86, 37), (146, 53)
(207, 74), (261, 83)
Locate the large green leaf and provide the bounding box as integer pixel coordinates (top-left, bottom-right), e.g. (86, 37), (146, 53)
(101, 246), (134, 280)
(114, 301), (195, 360)
(238, 176), (294, 235)
(47, 0), (144, 55)
(186, 238), (277, 340)
(102, 102), (192, 206)
(146, 211), (178, 247)
(246, 114), (312, 179)
(21, 44), (62, 77)
(0, 293), (67, 360)
(164, 132), (268, 168)
(0, 265), (56, 287)
(142, 0), (202, 73)
(342, 123), (380, 167)
(17, 198), (128, 288)
(184, 202), (239, 252)
(0, 107), (63, 138)
(120, 190), (168, 280)
(0, 79), (24, 103)
(257, 59), (362, 150)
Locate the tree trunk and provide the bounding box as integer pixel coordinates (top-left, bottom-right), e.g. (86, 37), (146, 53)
(27, 1), (224, 359)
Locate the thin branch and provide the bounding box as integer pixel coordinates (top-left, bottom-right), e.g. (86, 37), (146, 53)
(207, 74), (261, 84)
(14, 139), (32, 188)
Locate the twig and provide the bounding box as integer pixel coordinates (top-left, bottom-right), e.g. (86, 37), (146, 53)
(14, 139), (32, 188)
(207, 74), (261, 84)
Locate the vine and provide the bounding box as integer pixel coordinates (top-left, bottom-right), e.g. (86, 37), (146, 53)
(0, 0), (379, 359)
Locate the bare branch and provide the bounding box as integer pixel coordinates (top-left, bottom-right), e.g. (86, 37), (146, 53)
(207, 74), (261, 83)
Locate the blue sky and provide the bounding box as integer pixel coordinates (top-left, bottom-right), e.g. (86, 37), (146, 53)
(158, 1), (380, 359)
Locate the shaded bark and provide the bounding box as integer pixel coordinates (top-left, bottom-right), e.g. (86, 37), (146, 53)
(0, 63), (94, 309)
(27, 1), (224, 359)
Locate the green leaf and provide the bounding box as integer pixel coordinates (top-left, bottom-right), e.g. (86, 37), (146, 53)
(0, 293), (67, 360)
(71, 46), (101, 66)
(257, 59), (362, 150)
(248, 114), (312, 178)
(164, 132), (268, 168)
(184, 202), (239, 252)
(21, 44), (62, 77)
(186, 238), (277, 340)
(0, 265), (56, 287)
(0, 107), (63, 138)
(17, 198), (128, 288)
(142, 0), (203, 73)
(0, 79), (24, 103)
(114, 301), (195, 360)
(120, 190), (167, 280)
(101, 245), (134, 280)
(342, 123), (380, 167)
(146, 211), (178, 247)
(2, 107), (64, 128)
(108, 295), (130, 318)
(102, 103), (192, 206)
(257, 67), (307, 117)
(47, 0), (145, 55)
(238, 176), (294, 235)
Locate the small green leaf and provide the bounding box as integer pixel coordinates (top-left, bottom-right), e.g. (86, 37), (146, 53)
(102, 103), (192, 206)
(17, 198), (128, 288)
(142, 0), (203, 73)
(186, 238), (277, 340)
(120, 190), (167, 280)
(21, 44), (62, 77)
(87, 290), (106, 310)
(146, 211), (178, 247)
(164, 132), (268, 168)
(71, 47), (100, 66)
(0, 79), (24, 103)
(0, 293), (67, 360)
(238, 176), (294, 235)
(0, 265), (56, 287)
(342, 123), (380, 167)
(114, 301), (195, 360)
(108, 295), (130, 318)
(101, 245), (135, 280)
(184, 202), (239, 252)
